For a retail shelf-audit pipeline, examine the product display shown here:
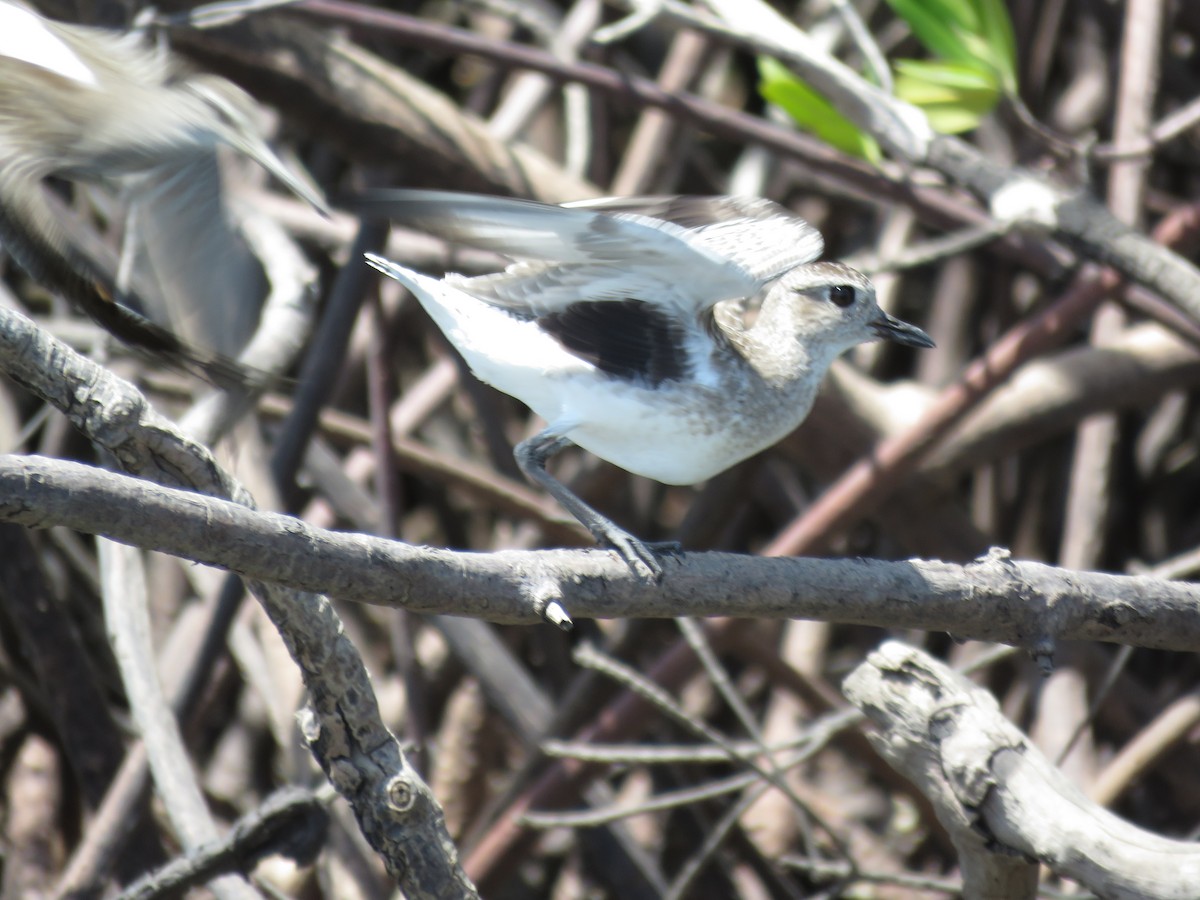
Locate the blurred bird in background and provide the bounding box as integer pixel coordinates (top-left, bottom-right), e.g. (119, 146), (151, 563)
(0, 0), (327, 382)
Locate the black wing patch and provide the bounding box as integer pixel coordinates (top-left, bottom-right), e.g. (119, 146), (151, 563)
(537, 299), (691, 387)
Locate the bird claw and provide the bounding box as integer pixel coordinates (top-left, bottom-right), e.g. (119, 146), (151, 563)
(591, 525), (668, 582)
(645, 540), (684, 559)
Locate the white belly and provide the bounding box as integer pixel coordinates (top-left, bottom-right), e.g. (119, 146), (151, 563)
(532, 376), (809, 485)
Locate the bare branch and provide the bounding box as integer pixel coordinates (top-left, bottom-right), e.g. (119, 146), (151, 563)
(845, 642), (1200, 899)
(1, 455), (1198, 652)
(0, 305), (474, 897)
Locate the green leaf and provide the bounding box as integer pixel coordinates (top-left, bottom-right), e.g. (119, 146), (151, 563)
(974, 0), (1018, 91)
(885, 0), (1018, 96)
(885, 0), (978, 66)
(917, 0), (981, 30)
(894, 58), (999, 93)
(894, 59), (1001, 133)
(758, 58), (881, 162)
(915, 104), (987, 133)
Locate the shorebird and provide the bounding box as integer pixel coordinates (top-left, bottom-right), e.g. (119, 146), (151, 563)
(0, 0), (327, 382)
(361, 191), (934, 579)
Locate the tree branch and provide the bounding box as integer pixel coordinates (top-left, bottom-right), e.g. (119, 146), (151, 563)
(0, 305), (474, 898)
(845, 642), (1200, 899)
(2, 454), (1198, 653)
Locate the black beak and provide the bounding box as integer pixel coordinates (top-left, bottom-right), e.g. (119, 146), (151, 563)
(871, 312), (935, 349)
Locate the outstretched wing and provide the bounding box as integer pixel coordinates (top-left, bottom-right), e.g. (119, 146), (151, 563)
(357, 191), (825, 386)
(563, 195), (824, 284)
(345, 190), (818, 315)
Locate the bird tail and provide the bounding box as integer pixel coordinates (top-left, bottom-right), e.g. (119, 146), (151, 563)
(363, 253), (422, 294)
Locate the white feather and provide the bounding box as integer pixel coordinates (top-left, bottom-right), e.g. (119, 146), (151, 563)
(0, 1), (97, 86)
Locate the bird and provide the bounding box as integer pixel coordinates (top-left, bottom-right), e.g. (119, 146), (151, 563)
(0, 0), (327, 383)
(359, 190), (934, 580)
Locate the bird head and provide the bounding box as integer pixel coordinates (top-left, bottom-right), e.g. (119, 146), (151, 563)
(773, 261), (934, 358)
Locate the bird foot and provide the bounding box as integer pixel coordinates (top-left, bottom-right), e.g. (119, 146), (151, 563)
(590, 525), (671, 582)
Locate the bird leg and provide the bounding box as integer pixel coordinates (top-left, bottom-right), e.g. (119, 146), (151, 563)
(515, 431), (666, 581)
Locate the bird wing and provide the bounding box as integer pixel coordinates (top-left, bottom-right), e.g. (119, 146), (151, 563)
(534, 298), (696, 387)
(562, 195), (824, 283)
(346, 190), (816, 315)
(0, 1), (97, 86)
(123, 153), (267, 357)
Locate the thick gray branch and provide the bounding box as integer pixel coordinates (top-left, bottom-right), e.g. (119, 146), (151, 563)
(844, 642), (1200, 899)
(2, 454), (1198, 652)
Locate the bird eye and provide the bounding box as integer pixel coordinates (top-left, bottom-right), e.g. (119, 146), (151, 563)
(828, 284), (856, 308)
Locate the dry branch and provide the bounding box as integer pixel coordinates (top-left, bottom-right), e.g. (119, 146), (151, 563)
(0, 304), (473, 897)
(1, 454), (1198, 653)
(845, 642), (1200, 899)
